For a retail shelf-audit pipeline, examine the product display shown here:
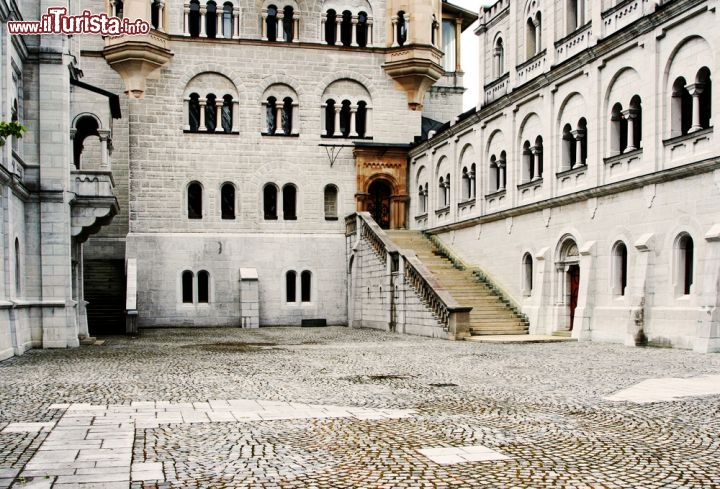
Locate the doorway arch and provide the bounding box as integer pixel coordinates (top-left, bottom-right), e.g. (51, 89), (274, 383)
(366, 179), (393, 229)
(557, 237), (580, 331)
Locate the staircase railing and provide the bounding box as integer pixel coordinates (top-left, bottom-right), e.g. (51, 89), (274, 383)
(351, 212), (471, 338)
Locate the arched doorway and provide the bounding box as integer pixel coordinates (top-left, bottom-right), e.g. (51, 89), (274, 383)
(557, 238), (580, 331)
(367, 179), (392, 229)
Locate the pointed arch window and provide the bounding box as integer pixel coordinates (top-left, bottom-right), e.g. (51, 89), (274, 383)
(221, 183), (235, 220)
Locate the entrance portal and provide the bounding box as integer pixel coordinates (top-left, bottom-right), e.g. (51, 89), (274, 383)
(367, 180), (392, 229)
(567, 264), (580, 331)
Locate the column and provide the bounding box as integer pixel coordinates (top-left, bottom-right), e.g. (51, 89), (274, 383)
(275, 105), (282, 133)
(367, 18), (374, 46)
(233, 7), (241, 39)
(276, 12), (284, 41)
(261, 9), (267, 40)
(199, 5), (207, 37)
(469, 167), (476, 199)
(351, 16), (358, 47)
(574, 132), (584, 166)
(365, 107), (372, 137)
(216, 10), (221, 37)
(533, 18), (541, 52)
(320, 104), (327, 136)
(291, 102), (299, 134)
(98, 129), (111, 170)
(293, 17), (299, 42)
(158, 1), (165, 31)
(455, 17), (462, 72)
(686, 83), (704, 133)
(405, 15), (410, 44)
(531, 147), (541, 180)
(321, 13), (327, 42)
(216, 101), (223, 132)
(336, 17), (342, 44)
(622, 109), (637, 152)
(184, 3), (189, 35)
(183, 99), (190, 131)
(199, 99), (207, 131)
(499, 158), (506, 190)
(391, 16), (398, 47)
(334, 106), (341, 136)
(349, 105), (358, 137)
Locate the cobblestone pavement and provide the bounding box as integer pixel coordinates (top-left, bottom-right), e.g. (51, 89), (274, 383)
(1, 327), (719, 488)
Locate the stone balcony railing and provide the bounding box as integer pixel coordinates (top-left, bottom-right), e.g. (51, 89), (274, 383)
(555, 22), (593, 64)
(484, 73), (510, 105)
(70, 169), (119, 243)
(602, 0), (654, 38)
(516, 50), (547, 86)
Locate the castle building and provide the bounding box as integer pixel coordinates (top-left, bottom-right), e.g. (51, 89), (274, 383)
(1, 0), (718, 360)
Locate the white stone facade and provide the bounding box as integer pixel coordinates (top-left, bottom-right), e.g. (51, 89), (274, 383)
(409, 0), (720, 352)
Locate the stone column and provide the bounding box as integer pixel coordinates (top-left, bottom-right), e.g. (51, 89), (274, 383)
(499, 158), (507, 190)
(231, 100), (239, 132)
(320, 104), (327, 135)
(455, 17), (462, 72)
(336, 17), (342, 44)
(183, 98), (190, 131)
(622, 109), (637, 152)
(350, 105), (358, 137)
(533, 18), (541, 53)
(686, 83), (704, 133)
(293, 17), (300, 42)
(404, 15), (410, 44)
(261, 9), (267, 40)
(157, 1), (165, 31)
(199, 5), (207, 37)
(199, 99), (207, 131)
(184, 3), (189, 35)
(276, 12), (284, 41)
(571, 130), (584, 166)
(469, 167), (476, 199)
(98, 129), (111, 170)
(391, 15), (398, 47)
(291, 102), (299, 134)
(233, 7), (241, 39)
(365, 107), (372, 137)
(216, 10), (221, 37)
(531, 146), (542, 179)
(368, 18), (374, 46)
(321, 13), (327, 42)
(351, 16), (358, 46)
(275, 105), (282, 133)
(334, 106), (341, 136)
(215, 101), (223, 131)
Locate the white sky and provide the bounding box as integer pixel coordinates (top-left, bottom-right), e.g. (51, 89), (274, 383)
(451, 0), (496, 110)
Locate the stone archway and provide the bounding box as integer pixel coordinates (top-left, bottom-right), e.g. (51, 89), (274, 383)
(366, 179), (392, 229)
(353, 144), (409, 229)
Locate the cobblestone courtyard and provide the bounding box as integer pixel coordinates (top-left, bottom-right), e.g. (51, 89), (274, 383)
(1, 327), (719, 489)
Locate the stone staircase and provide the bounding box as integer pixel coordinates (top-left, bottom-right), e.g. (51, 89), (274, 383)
(385, 230), (529, 337)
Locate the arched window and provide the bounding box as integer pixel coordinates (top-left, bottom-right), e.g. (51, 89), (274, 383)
(223, 2), (234, 38)
(206, 1), (217, 38)
(339, 100), (352, 137)
(629, 95), (642, 151)
(442, 19), (456, 72)
(301, 270), (311, 302)
(610, 102), (627, 155)
(189, 93), (200, 132)
(222, 95), (233, 133)
(266, 96), (277, 134)
(187, 182), (203, 219)
(325, 99), (336, 136)
(612, 242), (628, 297)
(113, 0), (124, 18)
(282, 184), (297, 220)
(439, 174), (450, 207)
(263, 183), (278, 220)
(418, 185), (426, 213)
(73, 115), (100, 169)
(282, 97), (293, 135)
(397, 11), (407, 47)
(490, 155), (499, 192)
(438, 176), (446, 207)
(325, 10), (337, 45)
(205, 93), (217, 132)
(526, 17), (537, 59)
(189, 0), (200, 37)
(286, 270), (297, 302)
(470, 163), (476, 198)
(561, 125), (574, 171)
(461, 167), (470, 201)
(566, 0), (584, 34)
(499, 151), (507, 190)
(182, 270), (194, 303)
(676, 234), (694, 295)
(697, 67), (712, 130)
(341, 10), (352, 46)
(671, 76), (692, 137)
(324, 184), (338, 220)
(534, 136), (544, 177)
(356, 101), (367, 138)
(522, 253), (533, 296)
(198, 270), (210, 303)
(266, 5), (278, 41)
(151, 0), (161, 29)
(522, 141), (533, 182)
(494, 37), (504, 77)
(283, 6), (294, 42)
(14, 238), (21, 295)
(221, 183), (235, 219)
(576, 119), (587, 166)
(357, 11), (368, 47)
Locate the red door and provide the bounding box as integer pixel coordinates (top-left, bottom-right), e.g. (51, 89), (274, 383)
(568, 265), (580, 331)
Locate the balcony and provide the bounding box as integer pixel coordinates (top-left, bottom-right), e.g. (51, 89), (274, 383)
(484, 189), (506, 211)
(484, 73), (509, 105)
(603, 148), (643, 182)
(517, 179), (543, 203)
(556, 165), (587, 193)
(516, 50), (547, 86)
(601, 0), (654, 39)
(383, 45), (444, 110)
(104, 30), (173, 98)
(554, 23), (593, 65)
(70, 170), (119, 243)
(457, 198), (476, 218)
(663, 127), (714, 169)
